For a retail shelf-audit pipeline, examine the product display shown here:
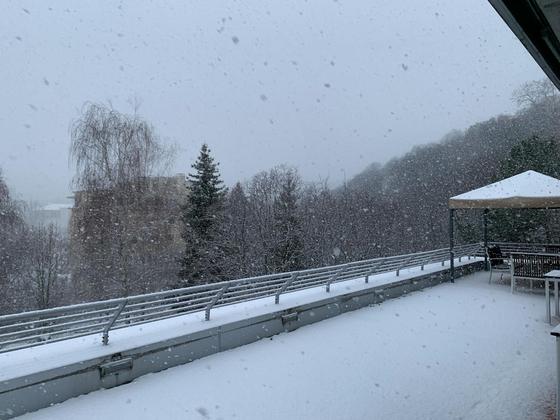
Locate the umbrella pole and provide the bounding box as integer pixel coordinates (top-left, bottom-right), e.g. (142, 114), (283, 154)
(449, 208), (455, 283)
(483, 209), (489, 270)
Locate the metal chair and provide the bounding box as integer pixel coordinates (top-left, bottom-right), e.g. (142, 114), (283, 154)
(486, 245), (510, 284)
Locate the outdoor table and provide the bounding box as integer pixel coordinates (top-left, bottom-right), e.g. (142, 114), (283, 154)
(544, 270), (560, 324)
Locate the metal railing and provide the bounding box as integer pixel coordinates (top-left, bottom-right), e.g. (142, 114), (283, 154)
(0, 243), (482, 354)
(489, 242), (560, 256)
(510, 252), (560, 279)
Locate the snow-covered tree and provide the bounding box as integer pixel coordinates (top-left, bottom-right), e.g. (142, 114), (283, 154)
(180, 144), (227, 284)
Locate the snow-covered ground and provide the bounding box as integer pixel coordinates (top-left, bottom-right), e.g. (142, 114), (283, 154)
(18, 271), (556, 420)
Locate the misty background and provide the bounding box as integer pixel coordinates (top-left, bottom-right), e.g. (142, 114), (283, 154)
(0, 0), (545, 203)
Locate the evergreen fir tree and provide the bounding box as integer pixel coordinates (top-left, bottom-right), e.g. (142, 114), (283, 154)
(180, 144), (227, 284)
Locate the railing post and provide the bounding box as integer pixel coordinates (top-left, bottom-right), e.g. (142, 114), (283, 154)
(556, 336), (560, 419)
(396, 256), (412, 277)
(365, 259), (385, 283)
(205, 284), (230, 321)
(420, 256), (432, 271)
(326, 265), (347, 293)
(449, 208), (455, 283)
(102, 300), (128, 345)
(483, 209), (489, 270)
(510, 256), (516, 294)
(275, 273), (299, 304)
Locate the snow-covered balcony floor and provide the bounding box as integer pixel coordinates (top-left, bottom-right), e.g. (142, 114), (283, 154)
(17, 270), (555, 420)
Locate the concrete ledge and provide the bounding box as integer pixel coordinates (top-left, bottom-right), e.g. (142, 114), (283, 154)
(0, 261), (483, 419)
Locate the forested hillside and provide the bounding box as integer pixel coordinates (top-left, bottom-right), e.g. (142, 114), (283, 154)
(339, 80), (560, 255)
(1, 81), (559, 314)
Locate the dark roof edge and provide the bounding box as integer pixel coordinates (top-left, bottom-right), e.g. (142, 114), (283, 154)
(489, 0), (560, 90)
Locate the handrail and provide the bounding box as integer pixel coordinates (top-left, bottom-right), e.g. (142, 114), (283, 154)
(488, 242), (560, 254)
(509, 251), (560, 257)
(0, 243), (483, 353)
(510, 252), (560, 279)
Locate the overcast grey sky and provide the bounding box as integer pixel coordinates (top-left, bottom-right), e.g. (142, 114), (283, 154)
(0, 0), (545, 203)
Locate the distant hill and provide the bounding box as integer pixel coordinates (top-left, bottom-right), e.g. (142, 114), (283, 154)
(338, 82), (560, 254)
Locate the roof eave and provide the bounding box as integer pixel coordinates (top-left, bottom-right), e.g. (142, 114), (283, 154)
(489, 0), (560, 91)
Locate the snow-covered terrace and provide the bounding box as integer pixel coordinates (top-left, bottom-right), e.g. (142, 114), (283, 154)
(13, 269), (556, 420)
(0, 259), (474, 385)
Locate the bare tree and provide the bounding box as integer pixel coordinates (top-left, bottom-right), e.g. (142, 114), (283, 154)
(222, 182), (251, 278)
(513, 79), (560, 137)
(0, 169), (29, 314)
(243, 165), (303, 274)
(512, 79), (559, 109)
(70, 102), (174, 191)
(69, 103), (181, 301)
(27, 224), (67, 309)
(270, 168), (303, 272)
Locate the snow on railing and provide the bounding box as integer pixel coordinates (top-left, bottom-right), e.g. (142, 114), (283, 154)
(0, 243), (483, 353)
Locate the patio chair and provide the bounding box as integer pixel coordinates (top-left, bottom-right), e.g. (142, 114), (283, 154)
(486, 245), (510, 284)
